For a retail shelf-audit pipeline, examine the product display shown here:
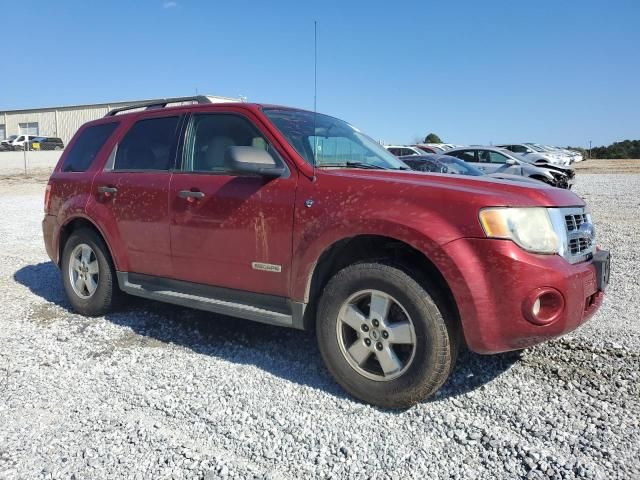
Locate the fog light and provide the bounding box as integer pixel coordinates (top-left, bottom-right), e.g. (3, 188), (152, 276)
(523, 288), (565, 325)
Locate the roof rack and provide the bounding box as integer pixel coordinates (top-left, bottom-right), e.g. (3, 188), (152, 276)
(105, 95), (214, 116)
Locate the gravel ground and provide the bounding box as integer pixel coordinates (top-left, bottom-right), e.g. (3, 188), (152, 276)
(0, 175), (638, 479)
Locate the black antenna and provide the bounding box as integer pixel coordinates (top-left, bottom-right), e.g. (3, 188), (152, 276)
(314, 20), (318, 114)
(312, 20), (318, 180)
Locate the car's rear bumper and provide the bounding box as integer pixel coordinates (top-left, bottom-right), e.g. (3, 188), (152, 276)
(442, 238), (604, 354)
(42, 215), (58, 264)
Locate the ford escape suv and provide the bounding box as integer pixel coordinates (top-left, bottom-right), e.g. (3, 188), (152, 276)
(42, 97), (610, 408)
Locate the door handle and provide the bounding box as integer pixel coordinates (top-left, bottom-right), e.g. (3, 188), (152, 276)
(179, 190), (205, 200)
(97, 186), (118, 197)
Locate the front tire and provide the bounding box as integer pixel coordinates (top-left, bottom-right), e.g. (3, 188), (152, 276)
(316, 263), (458, 408)
(61, 228), (120, 316)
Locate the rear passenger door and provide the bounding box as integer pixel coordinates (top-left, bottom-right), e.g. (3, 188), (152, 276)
(90, 114), (181, 278)
(168, 112), (296, 297)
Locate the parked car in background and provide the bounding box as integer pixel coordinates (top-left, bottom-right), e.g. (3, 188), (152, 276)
(42, 99), (608, 408)
(527, 143), (574, 165)
(412, 144), (441, 154)
(497, 143), (571, 166)
(4, 134), (38, 151)
(384, 145), (426, 157)
(400, 154), (547, 186)
(445, 146), (574, 189)
(546, 145), (583, 163)
(0, 135), (18, 151)
(29, 136), (65, 151)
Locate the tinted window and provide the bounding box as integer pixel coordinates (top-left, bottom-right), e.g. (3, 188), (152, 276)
(61, 123), (118, 172)
(387, 148), (401, 156)
(451, 150), (476, 162)
(403, 158), (441, 172)
(511, 145), (527, 153)
(182, 114), (271, 173)
(114, 116), (179, 171)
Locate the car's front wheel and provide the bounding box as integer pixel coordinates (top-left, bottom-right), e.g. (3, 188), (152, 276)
(61, 228), (120, 316)
(316, 263), (458, 408)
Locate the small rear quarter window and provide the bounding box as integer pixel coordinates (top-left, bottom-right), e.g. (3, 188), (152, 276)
(62, 123), (118, 172)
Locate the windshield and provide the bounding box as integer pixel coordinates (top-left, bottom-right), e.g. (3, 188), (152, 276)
(263, 108), (408, 170)
(6, 135), (17, 141)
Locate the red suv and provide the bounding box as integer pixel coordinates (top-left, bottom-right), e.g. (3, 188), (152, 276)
(42, 97), (610, 408)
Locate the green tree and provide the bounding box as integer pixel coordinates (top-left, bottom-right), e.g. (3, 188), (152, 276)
(424, 133), (442, 143)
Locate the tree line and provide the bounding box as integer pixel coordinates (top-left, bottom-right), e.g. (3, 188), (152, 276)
(585, 140), (640, 159)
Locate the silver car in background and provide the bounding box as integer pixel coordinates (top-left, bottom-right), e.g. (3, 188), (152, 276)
(497, 143), (571, 166)
(445, 146), (575, 189)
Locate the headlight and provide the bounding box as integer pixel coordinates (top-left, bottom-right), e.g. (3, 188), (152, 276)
(479, 207), (559, 254)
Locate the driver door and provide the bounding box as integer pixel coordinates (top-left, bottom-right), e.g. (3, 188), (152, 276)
(169, 112), (296, 297)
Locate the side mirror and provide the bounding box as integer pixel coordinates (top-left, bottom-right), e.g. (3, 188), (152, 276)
(224, 146), (285, 178)
(506, 158), (517, 165)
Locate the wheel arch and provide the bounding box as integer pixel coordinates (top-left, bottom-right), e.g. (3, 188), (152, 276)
(303, 234), (461, 337)
(57, 216), (119, 271)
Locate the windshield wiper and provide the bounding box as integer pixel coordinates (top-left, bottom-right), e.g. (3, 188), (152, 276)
(318, 162), (390, 170)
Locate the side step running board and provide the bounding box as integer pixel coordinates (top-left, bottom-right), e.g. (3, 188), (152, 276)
(117, 272), (294, 328)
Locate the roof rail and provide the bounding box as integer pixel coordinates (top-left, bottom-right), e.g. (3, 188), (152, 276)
(105, 96), (214, 116)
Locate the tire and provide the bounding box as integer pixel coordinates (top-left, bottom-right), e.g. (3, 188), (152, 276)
(61, 228), (120, 316)
(316, 262), (458, 409)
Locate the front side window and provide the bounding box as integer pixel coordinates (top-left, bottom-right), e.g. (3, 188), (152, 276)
(488, 151), (509, 163)
(113, 116), (179, 171)
(62, 122), (118, 172)
(263, 108), (407, 170)
(182, 114), (273, 173)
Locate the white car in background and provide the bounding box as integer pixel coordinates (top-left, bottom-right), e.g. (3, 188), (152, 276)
(525, 143), (574, 165)
(384, 145), (426, 157)
(497, 143), (572, 166)
(2, 134), (38, 151)
(548, 146), (583, 162)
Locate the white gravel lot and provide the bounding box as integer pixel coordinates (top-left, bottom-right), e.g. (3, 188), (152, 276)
(0, 174), (638, 480)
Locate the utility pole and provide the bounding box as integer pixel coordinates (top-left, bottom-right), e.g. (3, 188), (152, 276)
(589, 140), (592, 160)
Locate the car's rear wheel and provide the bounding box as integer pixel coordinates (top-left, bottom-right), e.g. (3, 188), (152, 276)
(61, 228), (120, 316)
(316, 262), (458, 408)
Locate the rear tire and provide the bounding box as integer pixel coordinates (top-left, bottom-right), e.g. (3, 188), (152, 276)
(316, 262), (458, 408)
(61, 228), (120, 316)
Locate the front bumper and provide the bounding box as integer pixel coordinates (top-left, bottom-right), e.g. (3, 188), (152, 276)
(442, 238), (605, 354)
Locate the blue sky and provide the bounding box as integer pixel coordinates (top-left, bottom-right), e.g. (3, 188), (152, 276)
(1, 0), (638, 147)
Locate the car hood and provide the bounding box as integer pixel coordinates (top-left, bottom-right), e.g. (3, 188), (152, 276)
(321, 168), (584, 208)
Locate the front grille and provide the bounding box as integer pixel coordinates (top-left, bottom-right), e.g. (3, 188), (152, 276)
(556, 208), (595, 264)
(565, 213), (588, 231)
(569, 237), (591, 255)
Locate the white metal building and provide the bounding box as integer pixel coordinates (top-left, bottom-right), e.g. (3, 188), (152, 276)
(0, 95), (238, 143)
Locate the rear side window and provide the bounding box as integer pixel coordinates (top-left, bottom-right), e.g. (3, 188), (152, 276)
(451, 150), (476, 162)
(113, 116), (180, 171)
(61, 122), (118, 172)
